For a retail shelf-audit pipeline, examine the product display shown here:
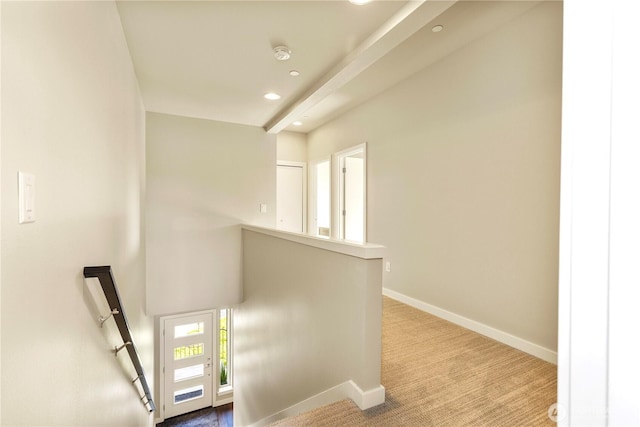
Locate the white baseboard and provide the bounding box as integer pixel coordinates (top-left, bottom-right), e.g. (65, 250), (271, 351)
(250, 381), (385, 427)
(346, 382), (385, 410)
(383, 288), (558, 364)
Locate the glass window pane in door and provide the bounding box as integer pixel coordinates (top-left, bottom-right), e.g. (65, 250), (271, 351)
(174, 343), (204, 360)
(174, 364), (204, 382)
(174, 385), (204, 404)
(174, 322), (204, 338)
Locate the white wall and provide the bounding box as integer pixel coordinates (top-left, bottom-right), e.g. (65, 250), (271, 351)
(1, 2), (151, 426)
(0, 2), (4, 423)
(276, 131), (307, 163)
(145, 112), (276, 316)
(558, 0), (640, 425)
(308, 2), (562, 355)
(236, 228), (384, 426)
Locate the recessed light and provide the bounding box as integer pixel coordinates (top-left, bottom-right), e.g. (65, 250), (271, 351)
(289, 70), (300, 77)
(264, 92), (281, 101)
(293, 121), (303, 126)
(432, 25), (444, 33)
(349, 0), (370, 4)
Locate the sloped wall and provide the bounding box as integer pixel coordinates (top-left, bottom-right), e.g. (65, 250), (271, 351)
(1, 2), (151, 425)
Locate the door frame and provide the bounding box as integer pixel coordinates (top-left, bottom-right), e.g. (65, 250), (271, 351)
(276, 160), (307, 233)
(333, 143), (367, 243)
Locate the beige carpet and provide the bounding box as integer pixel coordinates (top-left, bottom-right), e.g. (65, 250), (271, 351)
(270, 297), (557, 426)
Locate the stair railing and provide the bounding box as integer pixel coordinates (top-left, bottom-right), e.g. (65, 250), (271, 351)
(83, 266), (155, 413)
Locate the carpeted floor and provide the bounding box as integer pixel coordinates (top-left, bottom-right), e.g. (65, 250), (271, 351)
(270, 296), (557, 426)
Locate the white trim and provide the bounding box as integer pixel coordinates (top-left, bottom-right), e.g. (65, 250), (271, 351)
(249, 381), (385, 427)
(382, 288), (557, 364)
(346, 382), (385, 410)
(277, 161), (307, 234)
(241, 225), (385, 260)
(214, 395), (233, 407)
(558, 2), (617, 425)
(607, 2), (640, 425)
(160, 308), (216, 321)
(333, 143), (367, 243)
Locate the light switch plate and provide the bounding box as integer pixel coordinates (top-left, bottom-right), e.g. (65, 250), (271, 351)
(18, 172), (36, 224)
(260, 203), (267, 213)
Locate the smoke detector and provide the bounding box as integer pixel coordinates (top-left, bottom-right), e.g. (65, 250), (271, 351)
(273, 46), (292, 61)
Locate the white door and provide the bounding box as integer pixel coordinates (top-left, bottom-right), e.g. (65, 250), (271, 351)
(277, 164), (305, 233)
(163, 312), (213, 418)
(343, 156), (365, 243)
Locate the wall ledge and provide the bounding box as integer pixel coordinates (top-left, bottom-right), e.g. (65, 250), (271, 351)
(383, 288), (558, 364)
(242, 225), (386, 259)
(249, 381), (385, 427)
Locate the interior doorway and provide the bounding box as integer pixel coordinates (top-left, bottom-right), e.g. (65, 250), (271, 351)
(335, 144), (366, 243)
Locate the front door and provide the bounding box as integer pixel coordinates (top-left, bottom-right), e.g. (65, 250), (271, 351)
(163, 312), (214, 418)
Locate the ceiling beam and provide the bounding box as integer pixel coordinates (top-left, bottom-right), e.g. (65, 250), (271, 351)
(264, 0), (458, 134)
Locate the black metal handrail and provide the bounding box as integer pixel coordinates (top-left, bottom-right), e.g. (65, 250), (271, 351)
(83, 266), (156, 413)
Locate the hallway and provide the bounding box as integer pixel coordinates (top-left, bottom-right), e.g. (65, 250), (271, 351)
(270, 297), (557, 426)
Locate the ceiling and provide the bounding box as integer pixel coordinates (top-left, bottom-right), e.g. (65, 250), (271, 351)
(116, 1), (542, 134)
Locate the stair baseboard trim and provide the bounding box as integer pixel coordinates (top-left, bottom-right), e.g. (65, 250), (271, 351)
(383, 288), (558, 364)
(346, 381), (386, 410)
(250, 381), (385, 427)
